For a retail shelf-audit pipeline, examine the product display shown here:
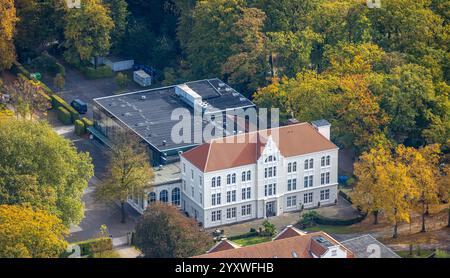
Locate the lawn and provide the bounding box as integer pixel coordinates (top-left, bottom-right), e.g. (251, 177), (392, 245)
(92, 249), (121, 258)
(232, 236), (271, 246)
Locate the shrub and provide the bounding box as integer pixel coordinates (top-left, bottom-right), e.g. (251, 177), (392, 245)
(57, 107), (72, 125)
(315, 214), (366, 226)
(51, 95), (79, 122)
(261, 220), (277, 236)
(11, 62), (31, 78)
(71, 237), (113, 257)
(299, 211), (319, 228)
(53, 73), (65, 91)
(79, 65), (114, 79)
(74, 120), (85, 136)
(81, 117), (93, 133)
(115, 72), (129, 88)
(228, 231), (259, 241)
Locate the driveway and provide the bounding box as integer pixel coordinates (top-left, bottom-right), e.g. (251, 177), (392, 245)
(42, 61), (141, 119)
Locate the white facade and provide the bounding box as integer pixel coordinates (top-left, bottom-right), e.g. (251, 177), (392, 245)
(181, 135), (339, 229)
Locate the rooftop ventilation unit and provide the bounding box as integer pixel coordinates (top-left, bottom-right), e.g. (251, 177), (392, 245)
(140, 95), (147, 100)
(175, 84), (202, 109)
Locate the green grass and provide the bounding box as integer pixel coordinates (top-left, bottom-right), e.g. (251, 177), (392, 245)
(232, 236), (271, 246)
(303, 224), (359, 234)
(396, 249), (435, 258)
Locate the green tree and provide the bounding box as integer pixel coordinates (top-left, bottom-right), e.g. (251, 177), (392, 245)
(0, 0), (17, 70)
(0, 119), (94, 225)
(14, 0), (66, 54)
(95, 134), (154, 223)
(63, 0), (114, 67)
(106, 0), (129, 53)
(134, 202), (213, 258)
(0, 205), (68, 258)
(222, 7), (269, 94)
(115, 72), (128, 89)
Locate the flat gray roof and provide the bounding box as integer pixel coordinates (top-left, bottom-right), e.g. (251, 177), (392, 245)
(341, 234), (401, 258)
(93, 78), (255, 152)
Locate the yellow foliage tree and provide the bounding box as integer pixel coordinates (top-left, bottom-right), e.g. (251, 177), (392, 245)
(0, 0), (18, 70)
(0, 205), (68, 258)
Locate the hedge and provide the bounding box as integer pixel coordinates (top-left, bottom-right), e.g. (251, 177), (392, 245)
(51, 95), (79, 122)
(16, 73), (52, 108)
(74, 119), (85, 136)
(61, 237), (113, 257)
(81, 117), (93, 132)
(314, 213), (366, 226)
(57, 106), (72, 125)
(11, 61), (31, 78)
(79, 65), (114, 80)
(228, 231), (259, 241)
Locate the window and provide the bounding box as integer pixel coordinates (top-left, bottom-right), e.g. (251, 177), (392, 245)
(264, 168), (268, 178)
(293, 162), (297, 172)
(211, 193), (222, 206)
(265, 155), (276, 163)
(304, 160), (309, 170)
(287, 196), (297, 207)
(183, 180), (186, 191)
(309, 175), (313, 187)
(183, 163), (186, 173)
(264, 183), (276, 196)
(326, 155), (330, 166)
(199, 193), (202, 204)
(191, 170), (194, 180)
(148, 192), (156, 204)
(321, 173), (325, 185)
(268, 167), (273, 177)
(160, 190), (168, 203)
(227, 190), (236, 203)
(304, 176), (308, 188)
(288, 178), (297, 191)
(273, 166), (277, 176)
(242, 171), (246, 182)
(211, 210), (221, 222)
(231, 173), (236, 184)
(241, 204), (251, 216)
(226, 207), (237, 219)
(321, 172), (330, 185)
(320, 189), (330, 201)
(242, 187), (251, 200)
(247, 171), (251, 181)
(199, 176), (202, 186)
(171, 188), (180, 206)
(326, 172), (330, 184)
(321, 156), (325, 167)
(288, 163), (292, 173)
(227, 174), (231, 185)
(212, 177), (216, 188)
(304, 192), (313, 204)
(191, 186), (194, 197)
(309, 159), (314, 169)
(217, 177), (221, 187)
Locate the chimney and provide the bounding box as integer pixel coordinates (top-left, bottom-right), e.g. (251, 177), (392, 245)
(311, 119), (331, 140)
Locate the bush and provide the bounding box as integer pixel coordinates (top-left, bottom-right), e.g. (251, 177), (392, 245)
(228, 231), (259, 241)
(51, 95), (79, 122)
(115, 72), (129, 88)
(299, 211), (320, 228)
(81, 117), (93, 127)
(11, 62), (31, 78)
(53, 73), (65, 91)
(79, 65), (114, 79)
(57, 107), (72, 125)
(71, 237), (113, 257)
(299, 210), (366, 227)
(261, 220), (277, 236)
(74, 120), (85, 136)
(29, 53), (65, 77)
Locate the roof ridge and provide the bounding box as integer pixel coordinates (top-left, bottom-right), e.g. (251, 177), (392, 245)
(204, 143), (212, 172)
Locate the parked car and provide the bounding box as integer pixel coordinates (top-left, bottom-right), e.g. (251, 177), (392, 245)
(71, 99), (88, 114)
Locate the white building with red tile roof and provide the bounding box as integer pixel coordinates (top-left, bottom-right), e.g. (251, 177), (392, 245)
(179, 120), (340, 228)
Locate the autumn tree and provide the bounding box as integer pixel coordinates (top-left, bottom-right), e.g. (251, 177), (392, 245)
(63, 0), (114, 67)
(134, 202), (213, 258)
(222, 7), (269, 94)
(0, 119), (94, 225)
(439, 165), (450, 227)
(397, 144), (443, 232)
(0, 0), (18, 70)
(95, 134), (154, 223)
(352, 147), (392, 225)
(4, 78), (51, 119)
(0, 205), (68, 258)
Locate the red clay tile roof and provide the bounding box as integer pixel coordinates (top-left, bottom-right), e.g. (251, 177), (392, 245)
(181, 122), (337, 173)
(273, 226), (306, 241)
(193, 232), (353, 258)
(208, 239), (241, 253)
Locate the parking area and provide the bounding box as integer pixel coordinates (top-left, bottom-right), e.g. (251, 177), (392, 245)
(42, 62), (142, 119)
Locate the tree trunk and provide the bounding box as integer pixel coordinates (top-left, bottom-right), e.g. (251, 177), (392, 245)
(373, 211), (379, 225)
(421, 203), (426, 233)
(121, 201), (126, 224)
(393, 222), (398, 238)
(425, 204), (429, 215)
